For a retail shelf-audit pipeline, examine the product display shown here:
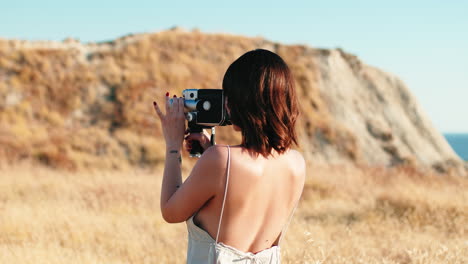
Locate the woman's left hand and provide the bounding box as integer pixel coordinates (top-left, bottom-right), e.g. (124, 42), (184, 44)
(153, 93), (186, 151)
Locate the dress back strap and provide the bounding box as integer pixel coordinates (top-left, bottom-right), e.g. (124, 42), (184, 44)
(215, 145), (231, 243)
(278, 199), (299, 245)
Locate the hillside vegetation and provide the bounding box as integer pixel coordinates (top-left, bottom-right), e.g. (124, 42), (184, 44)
(0, 30), (314, 170)
(1, 29), (464, 173)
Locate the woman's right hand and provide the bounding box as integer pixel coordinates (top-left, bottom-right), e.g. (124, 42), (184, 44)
(184, 129), (211, 153)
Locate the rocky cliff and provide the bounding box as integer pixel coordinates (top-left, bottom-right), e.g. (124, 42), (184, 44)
(0, 29), (465, 174)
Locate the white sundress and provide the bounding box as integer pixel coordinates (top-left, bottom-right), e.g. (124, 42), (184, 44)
(186, 145), (297, 264)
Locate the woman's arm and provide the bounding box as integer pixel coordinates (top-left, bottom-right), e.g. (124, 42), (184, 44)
(153, 95), (224, 223)
(160, 146), (226, 223)
(160, 148), (183, 216)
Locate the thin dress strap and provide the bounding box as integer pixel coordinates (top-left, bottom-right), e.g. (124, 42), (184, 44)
(278, 199), (299, 245)
(215, 145), (231, 243)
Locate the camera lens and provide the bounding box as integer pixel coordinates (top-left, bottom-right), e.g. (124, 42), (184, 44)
(202, 101), (211, 111)
(186, 112), (196, 122)
(190, 93), (194, 98)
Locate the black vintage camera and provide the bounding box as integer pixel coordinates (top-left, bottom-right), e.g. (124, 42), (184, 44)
(182, 89), (231, 157)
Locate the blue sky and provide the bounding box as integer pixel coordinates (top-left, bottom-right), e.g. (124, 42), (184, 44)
(1, 0), (467, 132)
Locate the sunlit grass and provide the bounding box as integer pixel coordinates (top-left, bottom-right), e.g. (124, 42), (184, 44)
(0, 163), (466, 263)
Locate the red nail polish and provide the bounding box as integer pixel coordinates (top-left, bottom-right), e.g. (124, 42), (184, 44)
(173, 95), (177, 98)
(166, 92), (169, 96)
(153, 101), (156, 105)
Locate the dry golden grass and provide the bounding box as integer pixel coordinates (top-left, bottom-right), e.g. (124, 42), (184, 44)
(0, 162), (466, 263)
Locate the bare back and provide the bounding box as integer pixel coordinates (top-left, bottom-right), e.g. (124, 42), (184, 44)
(193, 145), (305, 253)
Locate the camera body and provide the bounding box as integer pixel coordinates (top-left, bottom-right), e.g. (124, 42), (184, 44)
(183, 89), (231, 127)
(182, 89), (231, 157)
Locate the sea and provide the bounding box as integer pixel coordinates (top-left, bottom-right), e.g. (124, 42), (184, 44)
(444, 133), (468, 161)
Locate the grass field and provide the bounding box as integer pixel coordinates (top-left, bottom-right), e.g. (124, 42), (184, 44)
(0, 163), (466, 263)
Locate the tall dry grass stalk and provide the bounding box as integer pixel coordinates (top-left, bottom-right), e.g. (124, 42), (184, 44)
(0, 162), (466, 263)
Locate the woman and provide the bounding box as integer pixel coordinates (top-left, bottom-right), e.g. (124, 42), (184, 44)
(153, 49), (305, 263)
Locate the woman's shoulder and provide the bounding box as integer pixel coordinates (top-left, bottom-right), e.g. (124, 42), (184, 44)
(290, 149), (306, 169)
(284, 149), (306, 185)
(189, 145), (230, 189)
(197, 145), (230, 168)
(203, 144), (230, 157)
(200, 145), (305, 172)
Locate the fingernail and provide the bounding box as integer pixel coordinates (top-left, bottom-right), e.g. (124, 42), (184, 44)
(173, 95), (177, 98)
(153, 101), (156, 105)
(166, 92), (169, 96)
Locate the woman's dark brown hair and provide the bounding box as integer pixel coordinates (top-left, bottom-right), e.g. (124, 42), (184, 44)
(223, 49), (299, 157)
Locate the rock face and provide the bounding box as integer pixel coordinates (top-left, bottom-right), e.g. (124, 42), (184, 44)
(0, 29), (465, 174)
(304, 49), (463, 173)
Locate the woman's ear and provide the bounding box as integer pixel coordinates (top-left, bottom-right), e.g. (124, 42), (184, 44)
(224, 97), (239, 131)
(224, 97), (231, 116)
